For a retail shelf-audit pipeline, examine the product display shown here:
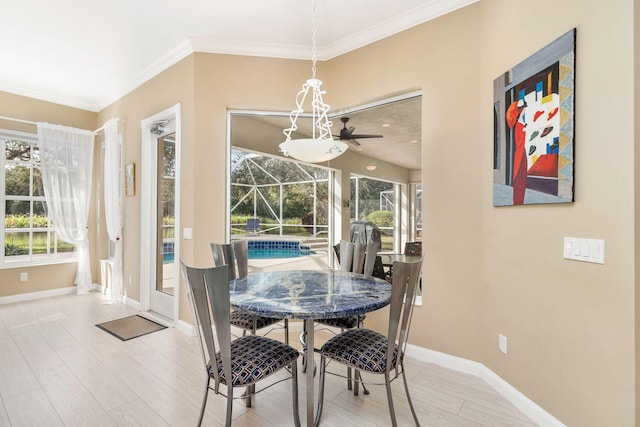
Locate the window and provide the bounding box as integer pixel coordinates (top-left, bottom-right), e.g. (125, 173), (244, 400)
(2, 129), (75, 266)
(230, 149), (330, 237)
(350, 175), (395, 251)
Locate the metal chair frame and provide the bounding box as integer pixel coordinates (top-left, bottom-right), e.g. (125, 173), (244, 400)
(211, 240), (289, 345)
(182, 263), (301, 427)
(306, 240), (378, 394)
(315, 259), (423, 427)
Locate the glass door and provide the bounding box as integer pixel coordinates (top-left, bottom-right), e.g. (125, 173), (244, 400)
(150, 122), (176, 319)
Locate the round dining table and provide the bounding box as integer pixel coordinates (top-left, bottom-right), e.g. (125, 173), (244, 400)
(229, 269), (392, 426)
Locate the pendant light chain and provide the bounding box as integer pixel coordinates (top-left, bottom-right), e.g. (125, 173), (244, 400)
(311, 0), (317, 79)
(279, 0), (348, 163)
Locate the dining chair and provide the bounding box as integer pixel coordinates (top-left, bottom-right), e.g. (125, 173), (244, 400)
(315, 259), (423, 427)
(321, 240), (378, 330)
(182, 262), (301, 427)
(385, 241), (423, 284)
(315, 239), (378, 394)
(211, 240), (289, 345)
(404, 241), (422, 257)
(246, 218), (260, 235)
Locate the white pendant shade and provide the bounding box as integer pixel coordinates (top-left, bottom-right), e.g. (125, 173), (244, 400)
(279, 137), (348, 163)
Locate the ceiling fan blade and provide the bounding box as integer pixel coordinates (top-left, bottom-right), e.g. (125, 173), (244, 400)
(349, 134), (383, 139)
(348, 139), (361, 146)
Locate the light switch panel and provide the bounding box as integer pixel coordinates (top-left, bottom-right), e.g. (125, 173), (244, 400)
(564, 237), (604, 264)
(183, 227), (192, 239)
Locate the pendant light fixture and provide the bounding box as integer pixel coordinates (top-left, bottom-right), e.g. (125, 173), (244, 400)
(279, 0), (347, 163)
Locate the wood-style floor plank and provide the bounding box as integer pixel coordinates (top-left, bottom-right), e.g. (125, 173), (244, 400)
(0, 292), (539, 427)
(106, 398), (171, 427)
(0, 338), (41, 399)
(0, 397), (10, 427)
(36, 364), (117, 427)
(2, 388), (64, 427)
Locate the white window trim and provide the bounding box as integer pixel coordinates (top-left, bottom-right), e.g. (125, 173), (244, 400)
(0, 128), (77, 268)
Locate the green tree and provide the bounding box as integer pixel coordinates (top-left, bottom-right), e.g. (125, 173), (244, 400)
(351, 177), (393, 220)
(230, 151), (329, 225)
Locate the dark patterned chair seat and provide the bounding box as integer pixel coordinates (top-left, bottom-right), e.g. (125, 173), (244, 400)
(316, 315), (362, 330)
(210, 335), (299, 386)
(320, 328), (398, 373)
(230, 309), (281, 331)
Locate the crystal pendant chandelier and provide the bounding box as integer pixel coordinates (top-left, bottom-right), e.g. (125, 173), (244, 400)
(279, 0), (347, 163)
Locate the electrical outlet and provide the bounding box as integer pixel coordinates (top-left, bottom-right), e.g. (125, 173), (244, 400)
(129, 275), (133, 285)
(499, 334), (508, 354)
(20, 272), (28, 282)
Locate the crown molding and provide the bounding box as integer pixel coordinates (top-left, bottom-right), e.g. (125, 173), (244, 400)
(0, 81), (101, 112)
(190, 0), (479, 61)
(0, 0), (479, 112)
(96, 39), (195, 111)
(321, 0), (479, 59)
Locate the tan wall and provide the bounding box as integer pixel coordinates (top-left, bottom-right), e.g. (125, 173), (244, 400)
(482, 1), (635, 426)
(635, 0), (640, 423)
(97, 56), (196, 303)
(325, 0), (636, 425)
(0, 91), (96, 297)
(334, 1), (633, 425)
(0, 0), (636, 425)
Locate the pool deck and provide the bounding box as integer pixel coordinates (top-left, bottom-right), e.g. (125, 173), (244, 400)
(248, 250), (331, 273)
(231, 234), (333, 272)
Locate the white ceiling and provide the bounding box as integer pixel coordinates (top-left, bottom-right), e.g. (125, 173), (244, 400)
(0, 0), (477, 112)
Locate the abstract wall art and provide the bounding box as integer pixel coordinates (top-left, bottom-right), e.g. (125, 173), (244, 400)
(493, 29), (575, 206)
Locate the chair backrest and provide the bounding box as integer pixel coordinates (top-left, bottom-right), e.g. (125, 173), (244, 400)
(404, 241), (422, 257)
(246, 218), (260, 234)
(182, 262), (232, 391)
(338, 240), (355, 273)
(337, 240), (378, 277)
(387, 259), (422, 371)
(211, 240), (248, 280)
(349, 221), (382, 253)
(362, 241), (379, 276)
(352, 242), (366, 274)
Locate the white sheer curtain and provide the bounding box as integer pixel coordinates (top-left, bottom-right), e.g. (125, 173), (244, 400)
(37, 123), (95, 294)
(103, 119), (123, 302)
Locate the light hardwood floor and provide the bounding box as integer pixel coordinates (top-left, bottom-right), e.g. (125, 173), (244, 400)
(0, 292), (539, 426)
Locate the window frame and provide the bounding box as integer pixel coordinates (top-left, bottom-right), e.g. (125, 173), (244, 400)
(1, 128), (77, 268)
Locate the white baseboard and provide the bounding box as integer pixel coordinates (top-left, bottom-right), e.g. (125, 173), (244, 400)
(175, 318), (195, 336)
(124, 296), (140, 311)
(0, 286), (77, 304)
(91, 283), (105, 293)
(405, 344), (565, 427)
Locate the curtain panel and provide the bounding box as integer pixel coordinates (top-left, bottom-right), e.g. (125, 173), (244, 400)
(37, 123), (95, 294)
(103, 119), (123, 302)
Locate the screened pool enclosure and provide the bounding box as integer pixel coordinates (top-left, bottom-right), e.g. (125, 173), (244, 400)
(230, 149), (330, 237)
(230, 149), (419, 253)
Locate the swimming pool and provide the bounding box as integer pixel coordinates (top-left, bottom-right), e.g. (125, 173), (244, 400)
(247, 240), (314, 259)
(248, 248), (313, 259)
(163, 252), (174, 264)
(162, 240), (315, 262)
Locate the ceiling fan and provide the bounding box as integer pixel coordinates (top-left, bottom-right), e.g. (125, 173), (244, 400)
(333, 117), (383, 146)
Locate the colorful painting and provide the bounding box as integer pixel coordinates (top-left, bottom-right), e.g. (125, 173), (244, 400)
(493, 29), (575, 206)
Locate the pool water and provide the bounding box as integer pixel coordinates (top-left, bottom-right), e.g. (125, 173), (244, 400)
(247, 240), (314, 259)
(162, 240), (315, 262)
(248, 248), (313, 259)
